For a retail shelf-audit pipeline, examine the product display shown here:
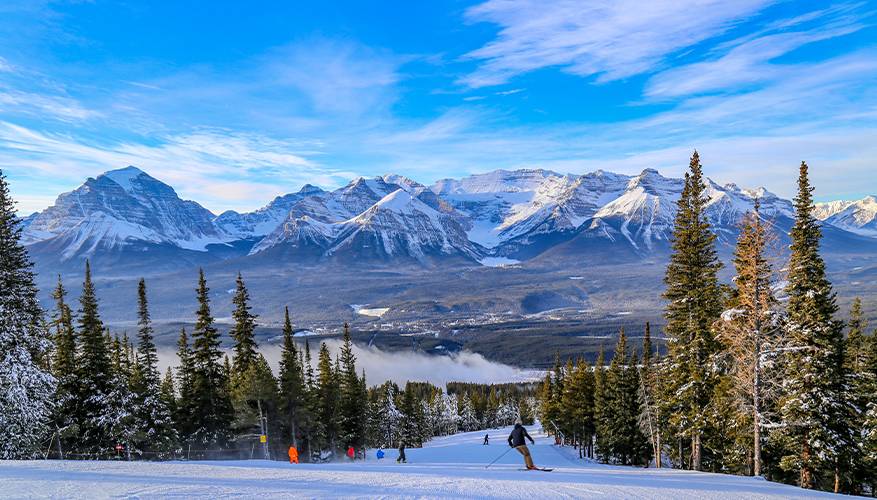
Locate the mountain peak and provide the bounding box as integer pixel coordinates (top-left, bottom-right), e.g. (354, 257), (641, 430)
(100, 166), (148, 193)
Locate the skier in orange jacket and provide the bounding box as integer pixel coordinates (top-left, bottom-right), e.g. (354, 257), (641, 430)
(288, 446), (299, 464)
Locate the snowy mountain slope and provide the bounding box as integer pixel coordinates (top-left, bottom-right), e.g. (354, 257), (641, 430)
(815, 195), (877, 236)
(330, 189), (480, 263)
(576, 169), (795, 255)
(214, 184), (325, 239)
(431, 169), (589, 250)
(252, 186), (480, 264)
(23, 166), (229, 253)
(0, 426), (846, 500)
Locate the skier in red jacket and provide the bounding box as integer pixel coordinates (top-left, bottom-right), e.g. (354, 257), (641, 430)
(348, 446), (355, 461)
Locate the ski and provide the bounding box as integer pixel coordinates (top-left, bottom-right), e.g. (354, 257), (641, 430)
(518, 468), (553, 471)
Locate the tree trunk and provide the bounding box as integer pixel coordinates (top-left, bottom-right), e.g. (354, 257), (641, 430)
(692, 434), (702, 471)
(656, 428), (661, 468)
(678, 434), (685, 470)
(801, 441), (814, 488)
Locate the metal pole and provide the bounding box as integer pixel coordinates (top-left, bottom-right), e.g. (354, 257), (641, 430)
(485, 447), (513, 468)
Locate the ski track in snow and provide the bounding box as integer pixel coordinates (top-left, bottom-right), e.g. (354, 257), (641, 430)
(0, 427), (842, 499)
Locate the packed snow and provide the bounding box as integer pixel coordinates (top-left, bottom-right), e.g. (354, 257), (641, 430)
(0, 426), (843, 499)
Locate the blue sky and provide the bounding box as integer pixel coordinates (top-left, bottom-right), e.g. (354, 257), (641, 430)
(1, 0), (875, 214)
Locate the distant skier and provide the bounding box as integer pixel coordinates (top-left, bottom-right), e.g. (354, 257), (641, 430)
(288, 445), (299, 464)
(397, 439), (408, 463)
(483, 434), (489, 445)
(377, 449), (385, 459)
(508, 420), (537, 470)
(348, 446), (355, 461)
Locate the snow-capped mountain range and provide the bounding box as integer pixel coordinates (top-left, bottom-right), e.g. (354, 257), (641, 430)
(19, 165), (877, 326)
(21, 165), (875, 270)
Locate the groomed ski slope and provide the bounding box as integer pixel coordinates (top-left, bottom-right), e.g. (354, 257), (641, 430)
(0, 426), (847, 499)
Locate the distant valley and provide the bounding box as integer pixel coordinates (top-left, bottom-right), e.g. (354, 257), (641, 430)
(21, 166), (877, 363)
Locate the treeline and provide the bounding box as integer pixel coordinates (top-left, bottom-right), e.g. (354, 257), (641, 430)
(539, 155), (877, 495)
(367, 381), (538, 450)
(43, 265), (539, 461)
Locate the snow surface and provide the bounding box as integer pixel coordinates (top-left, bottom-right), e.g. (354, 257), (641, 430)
(356, 307), (390, 317)
(480, 257), (521, 267)
(101, 166), (144, 194)
(0, 426), (843, 499)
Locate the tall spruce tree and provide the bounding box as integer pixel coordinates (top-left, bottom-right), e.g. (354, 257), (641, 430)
(315, 341), (339, 457)
(278, 307), (308, 448)
(49, 276), (77, 456)
(229, 272), (258, 378)
(560, 358), (595, 458)
(638, 322), (662, 467)
(846, 298), (868, 375)
(230, 354), (277, 459)
(719, 202), (783, 477)
(775, 162), (853, 490)
(0, 170), (56, 458)
(660, 150), (725, 471)
(600, 328), (651, 466)
(338, 324), (368, 456)
(188, 268), (233, 449)
(130, 278), (176, 454)
(75, 260), (114, 453)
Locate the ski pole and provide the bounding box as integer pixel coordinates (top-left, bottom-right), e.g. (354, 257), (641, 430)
(485, 447), (513, 468)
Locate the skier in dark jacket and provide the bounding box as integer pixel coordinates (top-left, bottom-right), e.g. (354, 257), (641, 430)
(397, 439), (408, 463)
(508, 420), (537, 469)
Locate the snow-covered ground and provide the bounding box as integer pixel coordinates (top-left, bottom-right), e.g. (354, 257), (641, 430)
(0, 426), (846, 499)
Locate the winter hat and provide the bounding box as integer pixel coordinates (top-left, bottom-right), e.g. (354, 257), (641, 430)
(514, 419), (522, 425)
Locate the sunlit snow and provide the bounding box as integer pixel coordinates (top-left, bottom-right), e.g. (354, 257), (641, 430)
(0, 426), (845, 500)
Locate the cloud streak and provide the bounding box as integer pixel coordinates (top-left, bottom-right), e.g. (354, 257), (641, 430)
(460, 0), (776, 87)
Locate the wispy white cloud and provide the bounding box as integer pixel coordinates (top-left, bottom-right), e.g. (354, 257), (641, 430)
(0, 89), (103, 122)
(644, 8), (869, 99)
(0, 122), (353, 214)
(460, 0), (776, 87)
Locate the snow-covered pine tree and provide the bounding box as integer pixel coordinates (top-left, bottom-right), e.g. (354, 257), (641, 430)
(775, 162), (854, 491)
(278, 307), (308, 449)
(0, 169), (56, 458)
(371, 381), (401, 447)
(188, 269), (233, 450)
(130, 278), (177, 455)
(73, 260), (114, 454)
(399, 381), (425, 444)
(174, 327), (196, 440)
(229, 272), (258, 378)
(106, 332), (136, 459)
(717, 202), (784, 477)
(660, 151), (725, 472)
(457, 392), (477, 433)
(846, 298), (868, 375)
(847, 301), (874, 490)
(862, 332), (877, 493)
(338, 324), (368, 457)
(638, 322), (662, 467)
(600, 328), (651, 466)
